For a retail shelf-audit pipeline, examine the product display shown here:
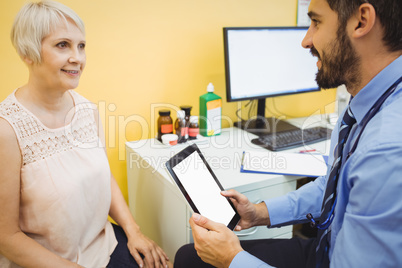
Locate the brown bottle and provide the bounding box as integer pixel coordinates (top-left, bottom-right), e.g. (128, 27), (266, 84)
(157, 110), (173, 141)
(188, 116), (199, 140)
(175, 110), (187, 143)
(180, 106), (192, 140)
(180, 105), (192, 127)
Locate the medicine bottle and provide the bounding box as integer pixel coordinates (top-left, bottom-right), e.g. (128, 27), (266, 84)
(175, 110), (187, 143)
(188, 115), (199, 140)
(199, 82), (221, 136)
(180, 105), (192, 138)
(157, 110), (173, 141)
(180, 105), (192, 122)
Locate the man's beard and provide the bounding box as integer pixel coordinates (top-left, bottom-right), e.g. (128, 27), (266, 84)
(312, 26), (361, 90)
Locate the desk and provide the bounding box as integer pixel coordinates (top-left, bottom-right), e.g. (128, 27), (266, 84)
(126, 117), (331, 260)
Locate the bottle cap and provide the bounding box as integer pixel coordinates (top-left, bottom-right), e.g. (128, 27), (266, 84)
(177, 110), (185, 119)
(190, 115), (198, 123)
(180, 105), (192, 116)
(207, 82), (214, 92)
(159, 109), (170, 116)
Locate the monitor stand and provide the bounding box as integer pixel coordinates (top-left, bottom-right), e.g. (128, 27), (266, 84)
(234, 99), (300, 136)
(234, 117), (299, 136)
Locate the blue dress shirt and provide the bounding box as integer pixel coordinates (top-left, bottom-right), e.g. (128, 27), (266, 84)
(230, 56), (402, 267)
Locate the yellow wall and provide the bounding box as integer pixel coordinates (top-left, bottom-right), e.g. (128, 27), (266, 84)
(0, 0), (335, 202)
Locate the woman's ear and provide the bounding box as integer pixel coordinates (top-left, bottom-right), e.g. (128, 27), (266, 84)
(352, 3), (376, 39)
(22, 55), (34, 65)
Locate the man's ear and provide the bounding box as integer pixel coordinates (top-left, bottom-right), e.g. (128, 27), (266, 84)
(352, 3), (376, 39)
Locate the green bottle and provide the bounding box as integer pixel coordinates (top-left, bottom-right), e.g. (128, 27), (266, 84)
(199, 83), (222, 136)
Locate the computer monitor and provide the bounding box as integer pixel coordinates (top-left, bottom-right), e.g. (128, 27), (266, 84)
(223, 26), (319, 135)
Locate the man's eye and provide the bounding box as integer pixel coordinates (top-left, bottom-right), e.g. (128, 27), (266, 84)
(78, 43), (86, 49)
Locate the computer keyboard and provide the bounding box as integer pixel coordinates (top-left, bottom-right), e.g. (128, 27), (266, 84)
(251, 126), (332, 151)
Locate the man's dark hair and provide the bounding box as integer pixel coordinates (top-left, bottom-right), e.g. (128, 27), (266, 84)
(326, 0), (402, 52)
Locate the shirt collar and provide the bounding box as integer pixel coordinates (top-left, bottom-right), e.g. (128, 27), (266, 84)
(349, 55), (402, 124)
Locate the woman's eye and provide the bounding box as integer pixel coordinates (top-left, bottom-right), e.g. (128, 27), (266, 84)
(79, 43), (86, 49)
(57, 42), (68, 48)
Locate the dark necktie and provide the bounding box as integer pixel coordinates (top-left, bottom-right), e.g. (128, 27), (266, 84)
(316, 105), (356, 267)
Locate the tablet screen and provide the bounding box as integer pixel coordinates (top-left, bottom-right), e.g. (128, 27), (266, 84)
(166, 144), (240, 229)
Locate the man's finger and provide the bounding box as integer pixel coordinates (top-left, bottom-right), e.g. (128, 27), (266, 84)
(221, 189), (247, 204)
(234, 225), (243, 231)
(190, 213), (225, 232)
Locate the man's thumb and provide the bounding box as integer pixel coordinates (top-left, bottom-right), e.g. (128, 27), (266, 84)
(192, 213), (223, 231)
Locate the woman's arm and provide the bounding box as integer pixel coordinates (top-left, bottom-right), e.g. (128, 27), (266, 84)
(0, 119), (82, 268)
(92, 109), (169, 268)
(108, 175), (170, 268)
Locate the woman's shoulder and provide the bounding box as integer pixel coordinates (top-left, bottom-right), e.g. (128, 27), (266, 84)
(0, 91), (17, 115)
(0, 93), (21, 154)
(0, 117), (19, 152)
(0, 92), (23, 133)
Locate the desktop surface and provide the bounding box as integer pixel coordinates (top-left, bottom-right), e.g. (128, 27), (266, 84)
(126, 116), (332, 190)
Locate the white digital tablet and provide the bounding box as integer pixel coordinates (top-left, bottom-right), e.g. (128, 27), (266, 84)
(165, 144), (240, 230)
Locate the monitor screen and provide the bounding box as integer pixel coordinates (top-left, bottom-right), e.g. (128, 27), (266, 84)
(223, 27), (319, 102)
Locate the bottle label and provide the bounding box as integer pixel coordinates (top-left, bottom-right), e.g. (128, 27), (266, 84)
(206, 99), (222, 135)
(169, 140), (178, 146)
(207, 99), (222, 110)
(184, 127), (189, 139)
(188, 128), (199, 137)
(161, 124), (173, 133)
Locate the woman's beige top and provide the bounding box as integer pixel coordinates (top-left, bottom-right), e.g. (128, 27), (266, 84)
(0, 90), (117, 268)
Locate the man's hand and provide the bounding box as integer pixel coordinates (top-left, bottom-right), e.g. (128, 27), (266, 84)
(221, 189), (270, 231)
(190, 213), (243, 268)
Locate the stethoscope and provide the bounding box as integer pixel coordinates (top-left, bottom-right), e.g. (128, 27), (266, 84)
(307, 76), (402, 230)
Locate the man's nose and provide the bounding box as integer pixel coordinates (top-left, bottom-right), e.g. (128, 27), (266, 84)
(302, 27), (313, 49)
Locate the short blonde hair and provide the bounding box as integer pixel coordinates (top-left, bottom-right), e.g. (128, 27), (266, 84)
(11, 0), (85, 64)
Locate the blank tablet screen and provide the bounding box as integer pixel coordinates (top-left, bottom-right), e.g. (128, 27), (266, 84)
(171, 150), (237, 226)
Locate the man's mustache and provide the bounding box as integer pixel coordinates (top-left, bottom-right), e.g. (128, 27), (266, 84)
(310, 47), (320, 59)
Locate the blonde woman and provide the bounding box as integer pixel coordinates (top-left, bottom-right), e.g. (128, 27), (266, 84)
(0, 1), (171, 267)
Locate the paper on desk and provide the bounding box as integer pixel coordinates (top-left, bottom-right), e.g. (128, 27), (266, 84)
(241, 151), (328, 177)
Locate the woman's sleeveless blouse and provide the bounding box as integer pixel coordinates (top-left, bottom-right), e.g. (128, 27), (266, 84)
(0, 90), (117, 267)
